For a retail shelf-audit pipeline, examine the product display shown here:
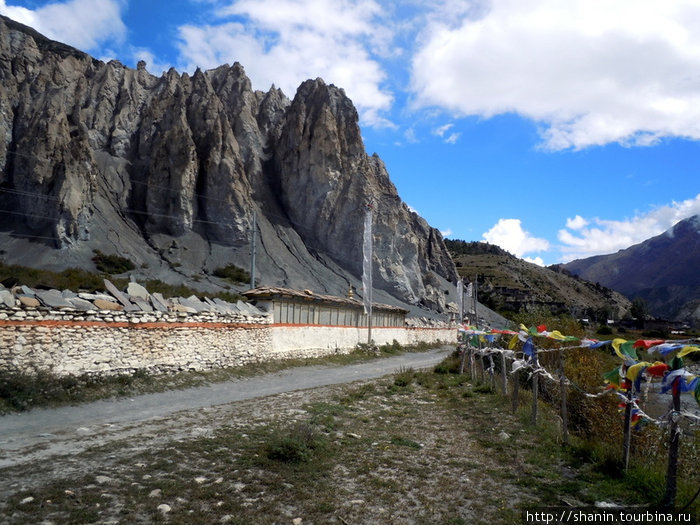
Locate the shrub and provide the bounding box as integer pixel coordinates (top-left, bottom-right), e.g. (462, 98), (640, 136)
(379, 339), (403, 354)
(393, 366), (414, 387)
(213, 264), (250, 284)
(263, 422), (327, 464)
(92, 250), (135, 274)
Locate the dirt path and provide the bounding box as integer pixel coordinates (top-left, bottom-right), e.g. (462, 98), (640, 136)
(0, 347), (452, 470)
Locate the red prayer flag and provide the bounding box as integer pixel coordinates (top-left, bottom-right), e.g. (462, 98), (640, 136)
(646, 363), (669, 377)
(633, 339), (665, 349)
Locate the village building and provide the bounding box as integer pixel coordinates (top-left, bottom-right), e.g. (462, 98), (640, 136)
(242, 286), (407, 328)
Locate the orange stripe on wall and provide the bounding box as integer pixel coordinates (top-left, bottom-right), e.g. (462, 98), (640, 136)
(271, 323), (453, 331)
(0, 319), (268, 330)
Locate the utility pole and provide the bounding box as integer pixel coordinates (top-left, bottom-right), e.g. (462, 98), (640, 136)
(250, 211), (257, 290)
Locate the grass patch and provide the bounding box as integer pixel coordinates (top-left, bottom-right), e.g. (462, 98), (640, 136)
(91, 250), (135, 274)
(261, 422), (330, 464)
(390, 436), (423, 449)
(0, 261), (247, 303)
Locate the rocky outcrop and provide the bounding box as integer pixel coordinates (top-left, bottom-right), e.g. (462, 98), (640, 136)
(0, 15), (458, 311)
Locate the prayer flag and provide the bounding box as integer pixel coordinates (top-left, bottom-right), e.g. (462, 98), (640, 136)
(362, 208), (372, 315)
(678, 346), (700, 358)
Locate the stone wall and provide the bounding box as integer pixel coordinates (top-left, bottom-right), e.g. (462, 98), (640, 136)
(0, 307), (272, 376)
(0, 307), (457, 377)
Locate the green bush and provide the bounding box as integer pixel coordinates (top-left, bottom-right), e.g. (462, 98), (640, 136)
(596, 325), (613, 335)
(263, 423), (327, 464)
(213, 264), (250, 284)
(393, 366), (415, 387)
(92, 250), (135, 274)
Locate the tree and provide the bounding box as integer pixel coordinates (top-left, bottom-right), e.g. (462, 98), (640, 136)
(630, 297), (648, 320)
(630, 297), (648, 329)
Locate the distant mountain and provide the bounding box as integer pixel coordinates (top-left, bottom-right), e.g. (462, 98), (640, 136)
(445, 240), (631, 322)
(559, 215), (700, 326)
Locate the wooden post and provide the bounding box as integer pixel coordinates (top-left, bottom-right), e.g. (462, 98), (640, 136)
(488, 354), (495, 391)
(559, 348), (568, 445)
(458, 344), (467, 375)
(662, 377), (682, 507)
(531, 346), (539, 426)
(512, 367), (520, 414)
(622, 379), (633, 472)
(469, 346), (475, 380)
(501, 351), (508, 395)
(480, 353), (486, 385)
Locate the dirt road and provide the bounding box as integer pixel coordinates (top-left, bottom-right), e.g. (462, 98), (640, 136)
(0, 346), (452, 470)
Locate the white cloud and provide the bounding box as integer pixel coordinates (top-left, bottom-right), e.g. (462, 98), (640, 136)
(444, 132), (460, 144)
(434, 123), (454, 137)
(433, 123), (460, 143)
(565, 215), (589, 230)
(404, 128), (419, 143)
(131, 48), (172, 77)
(524, 256), (545, 267)
(0, 0), (34, 25)
(557, 193), (700, 261)
(0, 0), (126, 52)
(482, 218), (550, 258)
(176, 0), (394, 128)
(440, 227), (453, 237)
(411, 0), (700, 150)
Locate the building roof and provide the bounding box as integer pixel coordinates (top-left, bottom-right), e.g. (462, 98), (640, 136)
(242, 287), (408, 314)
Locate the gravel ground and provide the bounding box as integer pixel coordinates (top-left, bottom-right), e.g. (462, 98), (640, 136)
(0, 347), (581, 524)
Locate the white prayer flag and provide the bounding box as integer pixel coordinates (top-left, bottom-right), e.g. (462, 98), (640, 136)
(457, 279), (463, 319)
(362, 208), (373, 315)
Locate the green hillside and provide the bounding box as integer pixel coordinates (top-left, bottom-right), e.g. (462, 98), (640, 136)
(445, 240), (631, 323)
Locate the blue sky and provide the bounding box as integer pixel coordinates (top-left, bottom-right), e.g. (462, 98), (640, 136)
(2, 0), (699, 265)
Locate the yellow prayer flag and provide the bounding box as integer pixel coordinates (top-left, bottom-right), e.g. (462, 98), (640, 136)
(508, 334), (519, 350)
(548, 330), (566, 341)
(678, 346), (700, 358)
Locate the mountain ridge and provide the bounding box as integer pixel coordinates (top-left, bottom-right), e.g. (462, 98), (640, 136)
(0, 14), (458, 315)
(559, 215), (699, 326)
(445, 240), (632, 322)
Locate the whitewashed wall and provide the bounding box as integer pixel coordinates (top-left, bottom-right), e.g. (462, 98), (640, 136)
(0, 307), (457, 376)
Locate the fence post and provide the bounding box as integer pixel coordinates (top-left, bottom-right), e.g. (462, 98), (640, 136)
(458, 343), (467, 375)
(662, 377), (682, 507)
(559, 348), (568, 445)
(512, 366), (520, 414)
(488, 353), (495, 391)
(501, 351), (508, 395)
(531, 346), (539, 425)
(469, 346), (475, 380)
(622, 379), (633, 472)
(480, 353), (486, 385)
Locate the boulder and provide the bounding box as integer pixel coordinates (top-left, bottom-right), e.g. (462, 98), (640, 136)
(0, 289), (15, 308)
(103, 279), (135, 308)
(35, 289), (73, 309)
(65, 297), (97, 311)
(93, 299), (123, 311)
(18, 296), (40, 307)
(127, 282), (149, 301)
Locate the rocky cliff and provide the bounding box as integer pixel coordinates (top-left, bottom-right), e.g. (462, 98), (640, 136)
(0, 15), (457, 312)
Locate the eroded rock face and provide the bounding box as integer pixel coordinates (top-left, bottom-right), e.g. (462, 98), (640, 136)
(0, 15), (457, 311)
